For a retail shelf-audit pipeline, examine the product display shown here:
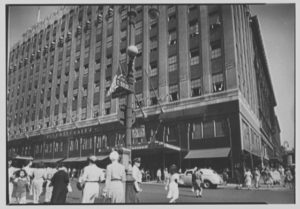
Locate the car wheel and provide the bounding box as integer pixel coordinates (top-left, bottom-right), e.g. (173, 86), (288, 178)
(203, 180), (212, 189)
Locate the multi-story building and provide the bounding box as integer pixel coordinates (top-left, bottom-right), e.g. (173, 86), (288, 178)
(7, 5), (281, 175)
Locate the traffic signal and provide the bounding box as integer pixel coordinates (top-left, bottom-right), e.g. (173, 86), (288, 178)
(119, 104), (127, 126)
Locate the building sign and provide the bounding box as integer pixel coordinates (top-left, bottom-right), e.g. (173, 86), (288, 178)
(107, 74), (133, 98)
(131, 140), (164, 150)
(132, 125), (145, 138)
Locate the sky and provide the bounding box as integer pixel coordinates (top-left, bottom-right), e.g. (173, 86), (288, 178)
(7, 4), (295, 149)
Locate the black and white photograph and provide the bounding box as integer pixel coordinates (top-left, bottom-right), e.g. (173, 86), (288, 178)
(2, 0), (297, 206)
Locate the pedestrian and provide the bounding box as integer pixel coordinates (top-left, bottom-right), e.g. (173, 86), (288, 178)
(132, 158), (143, 202)
(164, 168), (169, 184)
(278, 165), (285, 186)
(192, 167), (203, 198)
(13, 169), (30, 204)
(50, 163), (69, 204)
(222, 168), (229, 185)
(8, 159), (17, 204)
(103, 151), (126, 203)
(265, 168), (273, 188)
(244, 168), (252, 189)
(22, 160), (33, 197)
(71, 168), (76, 180)
(284, 168), (293, 189)
(165, 164), (180, 203)
(156, 168), (162, 183)
(253, 167), (261, 189)
(32, 162), (46, 204)
(43, 172), (54, 204)
(234, 166), (242, 189)
(79, 155), (105, 203)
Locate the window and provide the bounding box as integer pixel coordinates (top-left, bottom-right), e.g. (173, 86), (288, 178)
(192, 122), (202, 139)
(166, 125), (177, 142)
(168, 29), (177, 46)
(190, 49), (200, 65)
(105, 101), (111, 115)
(210, 41), (222, 59)
(168, 13), (176, 22)
(135, 93), (143, 107)
(209, 12), (221, 31)
(203, 121), (214, 138)
(167, 6), (176, 14)
(212, 73), (224, 92)
(150, 37), (158, 52)
(135, 21), (143, 36)
(150, 22), (157, 31)
(150, 90), (158, 105)
(189, 21), (199, 37)
(120, 30), (127, 41)
(149, 62), (158, 76)
(136, 42), (142, 55)
(188, 5), (197, 13)
(169, 84), (179, 101)
(191, 78), (202, 97)
(215, 119), (226, 137)
(168, 55), (177, 72)
(106, 35), (112, 48)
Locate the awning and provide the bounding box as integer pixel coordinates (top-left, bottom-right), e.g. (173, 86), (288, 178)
(63, 155), (108, 162)
(14, 156), (33, 161)
(33, 158), (64, 164)
(184, 147), (231, 159)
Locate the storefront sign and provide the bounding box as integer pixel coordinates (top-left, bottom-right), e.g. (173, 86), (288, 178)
(131, 141), (164, 150)
(132, 126), (145, 138)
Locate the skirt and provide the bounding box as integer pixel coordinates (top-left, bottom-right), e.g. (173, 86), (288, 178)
(167, 182), (179, 199)
(108, 181), (125, 203)
(82, 182), (100, 203)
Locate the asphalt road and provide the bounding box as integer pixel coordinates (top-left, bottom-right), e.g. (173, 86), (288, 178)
(65, 181), (295, 204)
(12, 180), (294, 205)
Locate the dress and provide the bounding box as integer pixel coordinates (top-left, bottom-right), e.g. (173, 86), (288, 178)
(14, 177), (29, 204)
(80, 164), (105, 203)
(167, 173), (179, 200)
(244, 171), (252, 187)
(50, 169), (69, 204)
(32, 168), (46, 203)
(104, 161), (126, 203)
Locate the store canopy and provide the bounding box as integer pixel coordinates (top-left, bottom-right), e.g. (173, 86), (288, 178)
(14, 156), (33, 161)
(33, 158), (63, 164)
(184, 147), (231, 159)
(63, 155), (108, 163)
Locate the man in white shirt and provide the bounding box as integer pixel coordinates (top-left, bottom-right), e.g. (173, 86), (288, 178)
(132, 158), (142, 202)
(8, 159), (17, 204)
(79, 155), (105, 203)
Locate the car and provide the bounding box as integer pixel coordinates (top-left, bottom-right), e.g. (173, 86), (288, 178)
(178, 168), (223, 189)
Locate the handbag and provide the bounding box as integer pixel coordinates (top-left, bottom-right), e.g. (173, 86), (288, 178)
(67, 183), (73, 193)
(76, 181), (85, 190)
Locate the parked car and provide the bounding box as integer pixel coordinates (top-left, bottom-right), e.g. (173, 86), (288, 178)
(179, 168), (223, 189)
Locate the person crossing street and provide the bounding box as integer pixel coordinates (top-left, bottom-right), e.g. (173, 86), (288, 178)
(132, 158), (143, 202)
(79, 155), (105, 203)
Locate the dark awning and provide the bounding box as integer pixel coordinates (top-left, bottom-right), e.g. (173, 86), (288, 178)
(184, 147), (230, 159)
(63, 155), (108, 163)
(33, 158), (63, 164)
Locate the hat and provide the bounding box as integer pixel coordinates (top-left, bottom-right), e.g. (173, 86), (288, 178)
(133, 158), (141, 163)
(88, 155), (97, 162)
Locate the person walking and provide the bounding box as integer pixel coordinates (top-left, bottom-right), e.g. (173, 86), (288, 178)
(79, 156), (105, 203)
(164, 168), (169, 184)
(234, 166), (242, 189)
(244, 168), (252, 189)
(278, 165), (285, 186)
(165, 164), (180, 203)
(50, 163), (69, 204)
(222, 168), (229, 185)
(13, 169), (30, 204)
(44, 172), (54, 204)
(156, 168), (162, 183)
(132, 158), (143, 202)
(22, 160), (33, 198)
(103, 151), (126, 203)
(284, 168), (294, 189)
(253, 167), (261, 189)
(32, 163), (46, 204)
(8, 159), (18, 204)
(191, 167), (202, 197)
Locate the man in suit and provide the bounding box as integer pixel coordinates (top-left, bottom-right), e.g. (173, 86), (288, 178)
(50, 163), (69, 204)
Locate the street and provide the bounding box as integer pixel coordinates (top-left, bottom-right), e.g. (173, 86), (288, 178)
(21, 180), (294, 204)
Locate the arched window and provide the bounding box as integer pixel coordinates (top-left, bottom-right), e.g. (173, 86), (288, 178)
(102, 135), (107, 148)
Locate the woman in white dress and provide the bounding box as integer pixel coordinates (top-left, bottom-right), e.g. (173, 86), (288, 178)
(165, 164), (179, 203)
(103, 151), (126, 203)
(244, 168), (252, 189)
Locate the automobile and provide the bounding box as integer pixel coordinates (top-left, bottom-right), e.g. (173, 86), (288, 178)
(178, 168), (223, 189)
